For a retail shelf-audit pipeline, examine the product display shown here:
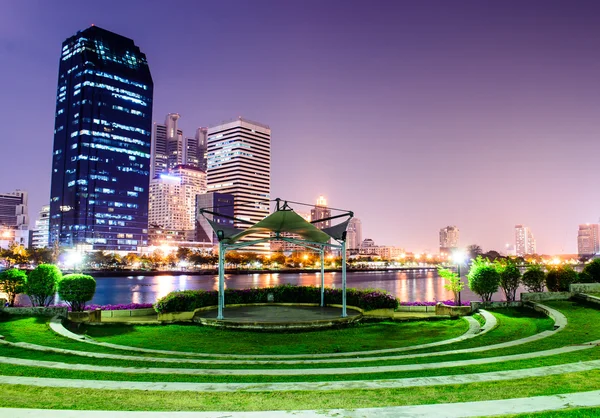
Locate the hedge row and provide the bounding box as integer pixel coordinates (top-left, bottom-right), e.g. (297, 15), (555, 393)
(154, 285), (399, 314)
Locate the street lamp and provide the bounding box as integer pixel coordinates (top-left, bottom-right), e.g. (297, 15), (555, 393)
(452, 250), (466, 305)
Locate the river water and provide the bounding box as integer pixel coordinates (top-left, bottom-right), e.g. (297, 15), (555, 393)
(7, 270), (524, 306)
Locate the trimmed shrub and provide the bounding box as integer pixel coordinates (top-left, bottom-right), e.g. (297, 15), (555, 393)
(522, 265), (546, 293)
(496, 261), (521, 302)
(26, 264), (62, 307)
(154, 284), (399, 314)
(57, 274), (96, 312)
(546, 265), (578, 292)
(467, 257), (500, 302)
(581, 259), (600, 283)
(0, 269), (27, 306)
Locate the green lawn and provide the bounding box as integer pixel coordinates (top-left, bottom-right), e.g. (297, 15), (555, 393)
(80, 318), (470, 355)
(1, 370), (599, 411)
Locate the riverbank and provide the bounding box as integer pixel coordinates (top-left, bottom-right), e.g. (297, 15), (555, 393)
(83, 266), (439, 278)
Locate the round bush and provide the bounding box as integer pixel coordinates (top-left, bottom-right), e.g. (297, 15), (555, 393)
(26, 264), (62, 307)
(546, 265), (578, 292)
(468, 264), (500, 302)
(581, 259), (600, 283)
(0, 269), (27, 306)
(522, 265), (546, 293)
(58, 274), (96, 312)
(498, 262), (521, 302)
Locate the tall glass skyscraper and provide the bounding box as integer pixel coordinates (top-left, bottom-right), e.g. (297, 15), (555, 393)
(49, 26), (153, 252)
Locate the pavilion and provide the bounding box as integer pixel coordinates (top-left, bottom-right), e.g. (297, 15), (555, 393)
(199, 198), (353, 319)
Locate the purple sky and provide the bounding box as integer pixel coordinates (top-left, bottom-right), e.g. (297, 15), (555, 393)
(2, 0), (600, 254)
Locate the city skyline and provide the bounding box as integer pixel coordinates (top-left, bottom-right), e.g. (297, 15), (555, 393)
(3, 1), (600, 253)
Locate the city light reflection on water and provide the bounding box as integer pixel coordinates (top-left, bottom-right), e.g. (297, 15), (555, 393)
(8, 270), (524, 306)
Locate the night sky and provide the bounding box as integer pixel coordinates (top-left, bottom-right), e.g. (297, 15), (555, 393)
(2, 0), (600, 254)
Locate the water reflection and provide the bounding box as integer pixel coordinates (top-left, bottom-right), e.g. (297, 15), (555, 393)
(9, 270), (525, 306)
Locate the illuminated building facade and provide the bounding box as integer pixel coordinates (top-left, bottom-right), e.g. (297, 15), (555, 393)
(578, 224), (600, 257)
(346, 217), (362, 251)
(31, 205), (50, 249)
(148, 165), (206, 233)
(439, 225), (459, 256)
(515, 224), (536, 256)
(207, 117), (271, 252)
(49, 26), (153, 251)
(151, 115), (207, 179)
(310, 196), (331, 229)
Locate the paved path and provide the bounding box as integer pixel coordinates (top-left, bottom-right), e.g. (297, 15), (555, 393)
(1, 359), (600, 392)
(0, 340), (597, 376)
(2, 390), (600, 417)
(48, 315), (486, 359)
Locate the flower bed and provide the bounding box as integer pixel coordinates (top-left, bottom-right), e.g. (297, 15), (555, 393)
(400, 300), (471, 307)
(154, 285), (399, 314)
(14, 303), (155, 312)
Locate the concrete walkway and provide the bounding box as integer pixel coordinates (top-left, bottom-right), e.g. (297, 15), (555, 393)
(2, 390), (600, 417)
(0, 340), (597, 376)
(2, 359), (600, 392)
(48, 315), (487, 359)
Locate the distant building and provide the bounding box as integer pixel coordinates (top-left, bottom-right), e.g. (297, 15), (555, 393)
(515, 224), (536, 256)
(0, 190), (28, 230)
(151, 114), (207, 178)
(49, 26), (153, 252)
(439, 226), (459, 256)
(578, 224), (600, 257)
(207, 117), (271, 253)
(148, 165), (206, 236)
(357, 238), (403, 259)
(196, 192), (235, 244)
(310, 196), (331, 229)
(346, 218), (362, 251)
(31, 205), (50, 249)
(0, 190), (29, 249)
(185, 128), (208, 172)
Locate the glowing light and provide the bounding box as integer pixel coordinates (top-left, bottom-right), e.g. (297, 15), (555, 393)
(452, 250), (466, 264)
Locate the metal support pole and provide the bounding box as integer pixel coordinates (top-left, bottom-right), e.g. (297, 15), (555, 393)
(457, 263), (462, 306)
(320, 249), (325, 307)
(341, 241), (347, 318)
(217, 242), (225, 320)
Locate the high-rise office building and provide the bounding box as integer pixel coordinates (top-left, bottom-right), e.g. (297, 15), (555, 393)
(577, 224), (600, 257)
(0, 190), (29, 249)
(49, 26), (153, 252)
(31, 205), (51, 249)
(185, 128), (208, 172)
(196, 192), (235, 244)
(439, 225), (459, 256)
(207, 117), (271, 252)
(346, 217), (362, 250)
(151, 115), (207, 178)
(151, 113), (183, 179)
(515, 224), (536, 256)
(148, 165), (206, 233)
(0, 190), (28, 229)
(310, 196), (331, 229)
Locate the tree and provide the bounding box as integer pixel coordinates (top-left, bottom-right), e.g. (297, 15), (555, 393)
(29, 248), (53, 265)
(467, 256), (500, 302)
(1, 244), (29, 268)
(57, 274), (96, 312)
(123, 253), (140, 267)
(495, 259), (521, 302)
(26, 264), (62, 307)
(0, 269), (27, 306)
(437, 266), (464, 305)
(546, 265), (578, 292)
(467, 244), (483, 260)
(176, 247), (192, 262)
(521, 265), (546, 293)
(581, 259), (600, 283)
(482, 250), (503, 262)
